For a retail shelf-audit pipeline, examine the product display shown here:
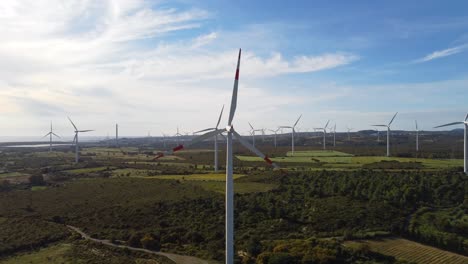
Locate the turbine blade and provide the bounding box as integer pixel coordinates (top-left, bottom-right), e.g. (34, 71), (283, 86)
(232, 130), (279, 169)
(228, 49), (241, 125)
(67, 116), (78, 131)
(194, 128), (215, 134)
(415, 120), (418, 130)
(78, 130), (94, 132)
(42, 132), (51, 138)
(434, 122), (464, 128)
(73, 133), (77, 143)
(293, 114), (302, 127)
(248, 122), (254, 130)
(155, 129), (226, 159)
(216, 105), (224, 128)
(372, 125), (388, 127)
(465, 113), (468, 121)
(279, 126), (292, 129)
(388, 112), (398, 126)
(52, 132), (61, 138)
(325, 120), (330, 129)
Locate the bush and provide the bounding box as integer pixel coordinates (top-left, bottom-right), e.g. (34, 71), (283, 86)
(140, 233), (160, 251)
(29, 174), (45, 186)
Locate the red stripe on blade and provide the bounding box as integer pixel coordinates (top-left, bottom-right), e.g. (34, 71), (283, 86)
(235, 69), (239, 80)
(173, 145), (184, 152)
(264, 156), (273, 165)
(154, 153), (164, 160)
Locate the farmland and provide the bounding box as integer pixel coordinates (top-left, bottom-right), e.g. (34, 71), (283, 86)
(0, 134), (467, 263)
(345, 238), (468, 264)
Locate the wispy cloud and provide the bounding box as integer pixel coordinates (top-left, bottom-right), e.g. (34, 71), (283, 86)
(414, 44), (468, 63)
(0, 1), (360, 136)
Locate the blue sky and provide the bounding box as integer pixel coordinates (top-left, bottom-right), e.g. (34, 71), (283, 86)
(0, 0), (467, 137)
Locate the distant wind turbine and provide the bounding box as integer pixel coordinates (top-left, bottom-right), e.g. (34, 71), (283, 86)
(42, 122), (60, 152)
(268, 128), (280, 148)
(174, 127), (182, 144)
(415, 120), (419, 152)
(248, 122), (263, 147)
(315, 120), (330, 150)
(280, 114), (302, 156)
(155, 49), (278, 264)
(434, 113), (468, 175)
(375, 129), (381, 142)
(331, 123), (336, 147)
(115, 123), (119, 147)
(346, 126), (353, 141)
(68, 117), (93, 163)
(372, 112), (398, 157)
(194, 105), (225, 172)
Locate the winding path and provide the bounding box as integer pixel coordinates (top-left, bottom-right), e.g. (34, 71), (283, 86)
(67, 225), (211, 264)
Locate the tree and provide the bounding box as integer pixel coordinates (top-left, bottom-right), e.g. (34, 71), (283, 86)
(140, 233), (160, 251)
(246, 236), (262, 257)
(29, 174), (44, 186)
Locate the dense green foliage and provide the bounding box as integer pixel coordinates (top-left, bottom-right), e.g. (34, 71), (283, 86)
(0, 217), (69, 255)
(245, 238), (412, 264)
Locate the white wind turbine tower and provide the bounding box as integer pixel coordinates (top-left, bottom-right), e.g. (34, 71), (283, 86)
(280, 114), (302, 156)
(331, 123), (336, 147)
(435, 113), (468, 175)
(268, 128), (280, 148)
(161, 133), (168, 148)
(415, 120), (419, 152)
(43, 122), (60, 152)
(175, 127), (182, 144)
(194, 105), (225, 172)
(346, 126), (353, 141)
(248, 123), (263, 147)
(155, 49), (278, 264)
(372, 112), (398, 157)
(115, 123), (119, 147)
(68, 117), (93, 163)
(315, 120), (330, 150)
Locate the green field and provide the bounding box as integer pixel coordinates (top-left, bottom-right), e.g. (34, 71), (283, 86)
(237, 151), (463, 169)
(0, 172), (30, 178)
(192, 181), (278, 194)
(155, 173), (245, 181)
(64, 166), (111, 174)
(0, 243), (71, 264)
(286, 150), (354, 157)
(31, 186), (47, 191)
(345, 238), (468, 264)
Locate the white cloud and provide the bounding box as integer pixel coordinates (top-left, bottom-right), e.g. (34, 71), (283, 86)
(0, 0), (358, 137)
(414, 44), (468, 63)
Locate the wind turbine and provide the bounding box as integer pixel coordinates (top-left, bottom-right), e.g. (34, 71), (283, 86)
(161, 133), (168, 148)
(280, 114), (302, 156)
(435, 113), (468, 175)
(375, 129), (381, 142)
(68, 117), (93, 163)
(372, 112), (398, 157)
(42, 122), (60, 152)
(193, 105), (225, 172)
(415, 120), (419, 152)
(346, 126), (353, 141)
(268, 128), (280, 148)
(173, 127), (183, 144)
(248, 123), (263, 147)
(115, 123), (119, 147)
(331, 123), (336, 147)
(155, 49), (278, 264)
(314, 120), (330, 150)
